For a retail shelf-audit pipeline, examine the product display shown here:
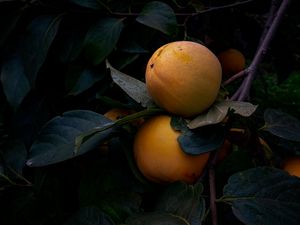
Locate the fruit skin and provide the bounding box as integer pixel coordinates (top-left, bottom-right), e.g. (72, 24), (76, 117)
(145, 41), (222, 118)
(133, 115), (210, 184)
(217, 48), (246, 78)
(282, 156), (300, 178)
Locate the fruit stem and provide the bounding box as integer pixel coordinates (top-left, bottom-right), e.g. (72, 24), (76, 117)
(208, 151), (219, 225)
(229, 0), (291, 101)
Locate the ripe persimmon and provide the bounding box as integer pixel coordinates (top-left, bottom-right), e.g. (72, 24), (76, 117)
(217, 48), (246, 78)
(145, 41), (222, 118)
(133, 115), (210, 184)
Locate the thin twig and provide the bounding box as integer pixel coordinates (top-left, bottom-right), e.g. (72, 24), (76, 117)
(110, 0), (256, 17)
(230, 0), (291, 101)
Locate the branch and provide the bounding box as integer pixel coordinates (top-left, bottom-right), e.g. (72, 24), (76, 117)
(109, 0), (256, 17)
(230, 0), (291, 101)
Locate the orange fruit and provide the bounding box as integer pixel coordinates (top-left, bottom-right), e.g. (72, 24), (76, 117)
(103, 108), (133, 121)
(145, 41), (222, 118)
(133, 115), (210, 184)
(217, 48), (246, 77)
(282, 156), (300, 178)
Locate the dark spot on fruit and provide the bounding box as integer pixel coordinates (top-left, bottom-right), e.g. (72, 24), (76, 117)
(150, 63), (154, 68)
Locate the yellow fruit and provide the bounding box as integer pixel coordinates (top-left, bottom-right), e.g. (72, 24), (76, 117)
(217, 48), (246, 77)
(145, 41), (222, 118)
(282, 156), (300, 178)
(133, 115), (210, 184)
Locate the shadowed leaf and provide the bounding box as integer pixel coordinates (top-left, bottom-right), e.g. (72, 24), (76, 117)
(136, 1), (178, 36)
(179, 124), (226, 155)
(263, 108), (300, 142)
(223, 167), (300, 225)
(26, 110), (114, 167)
(84, 18), (124, 65)
(70, 0), (104, 9)
(64, 206), (114, 225)
(0, 56), (31, 110)
(21, 14), (62, 86)
(126, 212), (189, 225)
(156, 182), (205, 225)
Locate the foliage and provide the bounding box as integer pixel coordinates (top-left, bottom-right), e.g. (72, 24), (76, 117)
(1, 0), (300, 225)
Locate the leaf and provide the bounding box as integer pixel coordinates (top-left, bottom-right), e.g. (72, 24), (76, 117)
(136, 1), (178, 36)
(263, 108), (300, 142)
(126, 212), (189, 225)
(70, 0), (103, 9)
(106, 61), (154, 107)
(84, 18), (124, 65)
(2, 140), (27, 175)
(58, 29), (85, 63)
(0, 9), (22, 47)
(188, 100), (258, 129)
(178, 124), (226, 155)
(26, 110), (114, 167)
(66, 65), (105, 96)
(223, 167), (300, 225)
(0, 55), (31, 110)
(155, 182), (205, 225)
(64, 206), (114, 225)
(21, 14), (62, 86)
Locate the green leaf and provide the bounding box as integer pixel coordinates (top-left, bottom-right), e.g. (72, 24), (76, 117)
(66, 65), (105, 96)
(84, 18), (124, 65)
(155, 182), (205, 225)
(2, 140), (27, 176)
(26, 110), (114, 167)
(106, 61), (154, 107)
(64, 206), (114, 225)
(0, 9), (22, 47)
(70, 0), (104, 9)
(136, 1), (178, 36)
(178, 124), (226, 155)
(21, 14), (62, 86)
(223, 167), (300, 225)
(0, 56), (31, 110)
(126, 212), (189, 225)
(58, 29), (85, 63)
(263, 108), (300, 142)
(188, 100), (258, 129)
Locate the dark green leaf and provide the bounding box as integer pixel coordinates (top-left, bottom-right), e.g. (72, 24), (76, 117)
(26, 110), (114, 167)
(70, 0), (103, 9)
(66, 65), (105, 96)
(126, 212), (189, 225)
(84, 18), (124, 65)
(136, 1), (178, 36)
(263, 108), (300, 142)
(0, 56), (31, 110)
(2, 140), (27, 175)
(155, 182), (205, 225)
(178, 124), (226, 155)
(223, 167), (300, 225)
(58, 29), (85, 63)
(64, 206), (114, 225)
(106, 61), (154, 107)
(0, 9), (22, 47)
(21, 14), (62, 86)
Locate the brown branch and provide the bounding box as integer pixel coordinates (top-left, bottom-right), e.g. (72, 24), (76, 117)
(110, 0), (256, 17)
(230, 0), (291, 101)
